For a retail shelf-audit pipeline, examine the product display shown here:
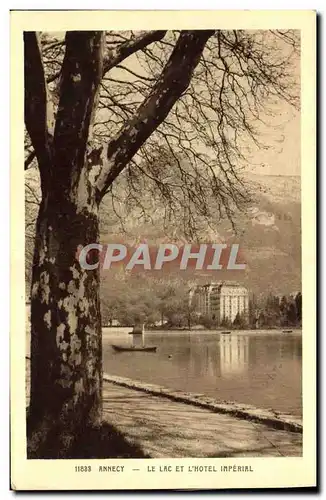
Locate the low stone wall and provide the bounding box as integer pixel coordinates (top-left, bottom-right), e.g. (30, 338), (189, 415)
(103, 372), (302, 434)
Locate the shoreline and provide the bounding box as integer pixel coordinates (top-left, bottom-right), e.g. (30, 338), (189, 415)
(25, 358), (302, 434)
(102, 328), (303, 337)
(103, 372), (302, 434)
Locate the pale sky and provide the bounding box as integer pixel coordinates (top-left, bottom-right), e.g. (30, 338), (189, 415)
(46, 30), (301, 177)
(248, 107), (300, 177)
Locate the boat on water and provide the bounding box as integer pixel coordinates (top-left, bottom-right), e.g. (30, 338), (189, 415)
(111, 344), (157, 353)
(112, 323), (157, 352)
(221, 331), (231, 334)
(282, 330), (293, 333)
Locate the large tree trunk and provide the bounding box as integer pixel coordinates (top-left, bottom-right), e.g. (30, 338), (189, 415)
(25, 31), (105, 458)
(27, 182), (102, 458)
(24, 29), (214, 458)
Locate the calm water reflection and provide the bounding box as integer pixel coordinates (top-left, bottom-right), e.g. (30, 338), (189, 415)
(102, 329), (302, 417)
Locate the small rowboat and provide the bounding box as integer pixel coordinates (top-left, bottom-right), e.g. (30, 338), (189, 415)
(282, 330), (293, 333)
(111, 344), (157, 353)
(221, 331), (231, 334)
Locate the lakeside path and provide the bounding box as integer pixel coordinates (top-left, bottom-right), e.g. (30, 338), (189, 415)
(25, 360), (302, 458)
(102, 382), (302, 458)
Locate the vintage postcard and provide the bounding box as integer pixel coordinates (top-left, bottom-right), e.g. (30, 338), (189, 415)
(11, 10), (316, 490)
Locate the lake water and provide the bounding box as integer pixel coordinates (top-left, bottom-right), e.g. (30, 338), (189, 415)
(102, 329), (302, 417)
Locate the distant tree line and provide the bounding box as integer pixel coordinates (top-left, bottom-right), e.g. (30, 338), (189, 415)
(100, 275), (196, 329)
(101, 273), (302, 330)
(249, 292), (302, 329)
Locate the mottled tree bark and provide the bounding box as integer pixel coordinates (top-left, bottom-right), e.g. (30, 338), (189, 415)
(26, 31), (105, 457)
(28, 192), (102, 457)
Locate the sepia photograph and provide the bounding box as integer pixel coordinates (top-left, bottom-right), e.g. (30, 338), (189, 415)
(11, 9), (316, 491)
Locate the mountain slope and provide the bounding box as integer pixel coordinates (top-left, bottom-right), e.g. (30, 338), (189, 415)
(99, 174), (301, 296)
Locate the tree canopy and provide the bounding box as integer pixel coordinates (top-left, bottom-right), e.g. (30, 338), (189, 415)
(25, 30), (299, 234)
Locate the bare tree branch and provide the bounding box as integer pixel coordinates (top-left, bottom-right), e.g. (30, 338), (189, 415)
(103, 30), (167, 75)
(24, 32), (53, 185)
(96, 30), (215, 200)
(52, 31), (105, 194)
(25, 150), (36, 170)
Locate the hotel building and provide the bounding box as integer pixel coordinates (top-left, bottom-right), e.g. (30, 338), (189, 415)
(190, 281), (249, 325)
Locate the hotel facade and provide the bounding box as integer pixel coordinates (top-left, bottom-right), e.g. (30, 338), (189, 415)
(190, 282), (249, 325)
